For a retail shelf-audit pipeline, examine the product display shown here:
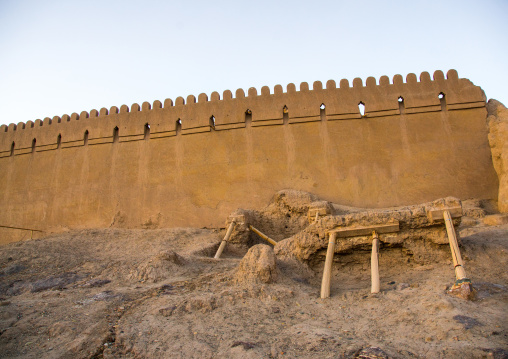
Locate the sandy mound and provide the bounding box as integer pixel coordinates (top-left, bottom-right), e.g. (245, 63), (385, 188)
(235, 244), (277, 284)
(128, 250), (185, 283)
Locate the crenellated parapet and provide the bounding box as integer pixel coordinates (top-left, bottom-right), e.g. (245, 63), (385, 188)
(0, 70), (485, 158)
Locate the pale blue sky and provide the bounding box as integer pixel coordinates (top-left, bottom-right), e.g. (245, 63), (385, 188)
(0, 0), (507, 126)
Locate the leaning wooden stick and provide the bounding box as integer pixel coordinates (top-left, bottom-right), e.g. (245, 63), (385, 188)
(371, 230), (380, 293)
(443, 210), (467, 281)
(248, 225), (277, 246)
(321, 232), (337, 299)
(214, 219), (237, 259)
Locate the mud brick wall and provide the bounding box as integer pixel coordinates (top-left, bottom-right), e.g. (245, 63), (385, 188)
(0, 70), (498, 244)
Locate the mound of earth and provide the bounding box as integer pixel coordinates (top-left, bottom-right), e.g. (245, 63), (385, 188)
(0, 197), (507, 358)
(235, 244), (278, 284)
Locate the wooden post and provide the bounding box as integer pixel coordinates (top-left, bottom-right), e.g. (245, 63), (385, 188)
(371, 231), (380, 293)
(443, 210), (467, 280)
(320, 232), (337, 299)
(214, 220), (236, 259)
(248, 225), (277, 246)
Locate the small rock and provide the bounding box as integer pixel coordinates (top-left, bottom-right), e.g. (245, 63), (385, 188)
(184, 295), (217, 313)
(231, 341), (256, 350)
(272, 306), (280, 313)
(397, 283), (410, 290)
(353, 346), (391, 359)
(448, 282), (477, 300)
(159, 306), (176, 317)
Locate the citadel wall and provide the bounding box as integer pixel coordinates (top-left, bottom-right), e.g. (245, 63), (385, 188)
(0, 70), (499, 244)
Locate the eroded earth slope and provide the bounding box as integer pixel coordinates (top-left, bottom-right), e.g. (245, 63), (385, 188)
(0, 194), (507, 358)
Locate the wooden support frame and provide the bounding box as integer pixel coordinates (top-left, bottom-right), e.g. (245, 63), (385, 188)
(320, 221), (399, 299)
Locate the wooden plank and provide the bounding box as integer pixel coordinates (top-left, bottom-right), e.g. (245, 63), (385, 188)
(329, 221), (399, 238)
(428, 207), (462, 222)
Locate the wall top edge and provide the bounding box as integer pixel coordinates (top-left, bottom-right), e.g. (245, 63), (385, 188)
(0, 69), (483, 135)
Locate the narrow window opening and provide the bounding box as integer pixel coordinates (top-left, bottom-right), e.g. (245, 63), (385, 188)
(31, 138), (36, 153)
(10, 142), (15, 156)
(320, 103), (326, 121)
(57, 134), (62, 149)
(398, 97), (405, 114)
(283, 105), (289, 125)
(176, 119), (182, 135)
(438, 92), (446, 111)
(209, 116), (215, 130)
(144, 123), (150, 140)
(113, 127), (119, 143)
(358, 102), (365, 116)
(84, 130), (89, 146)
(245, 109), (252, 127)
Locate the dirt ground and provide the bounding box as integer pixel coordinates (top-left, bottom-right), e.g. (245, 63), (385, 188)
(0, 210), (507, 358)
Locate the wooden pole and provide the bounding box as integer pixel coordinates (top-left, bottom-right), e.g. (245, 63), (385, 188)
(248, 225), (277, 246)
(371, 231), (380, 293)
(214, 220), (236, 259)
(320, 232), (337, 299)
(443, 210), (467, 280)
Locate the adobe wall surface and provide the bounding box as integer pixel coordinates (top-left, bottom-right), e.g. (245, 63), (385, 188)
(0, 70), (499, 244)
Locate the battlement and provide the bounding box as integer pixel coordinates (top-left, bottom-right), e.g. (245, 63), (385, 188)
(0, 70), (486, 157)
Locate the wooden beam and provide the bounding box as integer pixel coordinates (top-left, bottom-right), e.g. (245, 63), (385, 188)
(329, 221), (399, 238)
(428, 207), (462, 222)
